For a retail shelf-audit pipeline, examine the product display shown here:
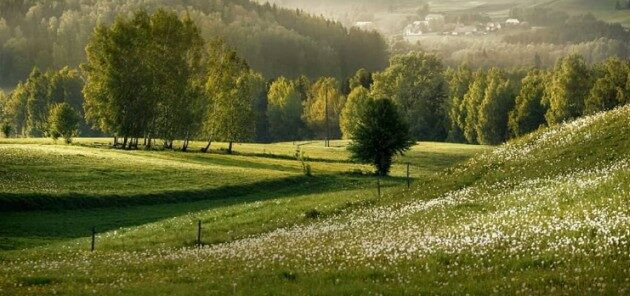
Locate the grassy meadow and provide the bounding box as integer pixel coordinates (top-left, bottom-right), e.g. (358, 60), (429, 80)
(0, 138), (485, 250)
(0, 106), (629, 294)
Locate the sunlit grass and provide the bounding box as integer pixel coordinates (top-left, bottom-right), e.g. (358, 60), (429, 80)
(0, 106), (627, 295)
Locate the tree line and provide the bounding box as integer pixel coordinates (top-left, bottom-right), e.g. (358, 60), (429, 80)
(1, 10), (628, 151)
(447, 55), (629, 144)
(615, 1), (630, 10)
(0, 67), (89, 140)
(0, 0), (388, 88)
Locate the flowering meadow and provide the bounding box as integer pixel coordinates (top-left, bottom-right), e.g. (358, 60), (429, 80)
(0, 106), (628, 295)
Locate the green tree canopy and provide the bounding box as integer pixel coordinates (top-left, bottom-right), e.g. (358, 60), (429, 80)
(544, 54), (593, 125)
(24, 68), (50, 136)
(446, 64), (473, 142)
(267, 77), (305, 141)
(462, 70), (487, 144)
(205, 41), (264, 153)
(303, 77), (345, 141)
(82, 9), (206, 149)
(509, 70), (549, 137)
(348, 97), (414, 176)
(1, 67), (85, 137)
(476, 68), (517, 145)
(349, 68), (374, 90)
(585, 58), (629, 114)
(371, 52), (448, 141)
(340, 86), (373, 139)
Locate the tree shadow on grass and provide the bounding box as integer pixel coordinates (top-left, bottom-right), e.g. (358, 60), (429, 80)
(0, 175), (335, 212)
(0, 174), (404, 250)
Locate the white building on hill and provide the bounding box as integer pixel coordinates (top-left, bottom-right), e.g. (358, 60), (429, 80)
(505, 18), (520, 25)
(404, 20), (429, 36)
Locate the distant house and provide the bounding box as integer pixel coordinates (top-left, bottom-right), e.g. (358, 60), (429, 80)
(423, 14), (445, 31)
(404, 21), (429, 36)
(485, 22), (502, 31)
(353, 21), (375, 31)
(505, 18), (520, 25)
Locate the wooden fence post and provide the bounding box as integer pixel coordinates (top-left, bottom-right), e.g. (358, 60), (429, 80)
(406, 163), (411, 189)
(91, 227), (96, 252)
(197, 220), (202, 248)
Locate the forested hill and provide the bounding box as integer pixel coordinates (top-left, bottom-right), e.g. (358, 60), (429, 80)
(0, 0), (389, 87)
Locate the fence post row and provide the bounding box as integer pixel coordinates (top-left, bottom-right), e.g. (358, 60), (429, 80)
(86, 166), (414, 252)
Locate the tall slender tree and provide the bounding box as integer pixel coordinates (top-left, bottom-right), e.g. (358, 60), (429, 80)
(267, 77), (305, 142)
(476, 68), (517, 145)
(340, 86), (373, 139)
(544, 54), (592, 125)
(83, 11), (155, 148)
(462, 70), (487, 144)
(509, 70), (549, 137)
(204, 41), (263, 154)
(24, 68), (49, 136)
(446, 64), (473, 143)
(303, 77), (345, 145)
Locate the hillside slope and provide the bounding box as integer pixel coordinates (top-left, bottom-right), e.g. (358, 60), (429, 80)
(0, 106), (629, 294)
(524, 0), (630, 25)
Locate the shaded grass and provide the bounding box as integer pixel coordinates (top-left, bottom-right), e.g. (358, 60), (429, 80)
(0, 175), (335, 211)
(0, 175), (399, 250)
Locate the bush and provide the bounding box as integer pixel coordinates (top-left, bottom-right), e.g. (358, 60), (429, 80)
(48, 103), (80, 144)
(304, 209), (322, 219)
(294, 148), (312, 176)
(1, 122), (11, 138)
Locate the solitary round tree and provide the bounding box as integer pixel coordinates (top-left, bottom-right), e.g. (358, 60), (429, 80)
(48, 103), (80, 144)
(348, 97), (414, 176)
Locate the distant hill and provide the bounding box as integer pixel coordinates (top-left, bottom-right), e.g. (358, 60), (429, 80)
(264, 0), (630, 28)
(522, 0), (629, 25)
(0, 0), (389, 87)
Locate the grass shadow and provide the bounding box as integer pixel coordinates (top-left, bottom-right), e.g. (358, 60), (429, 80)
(0, 174), (404, 250)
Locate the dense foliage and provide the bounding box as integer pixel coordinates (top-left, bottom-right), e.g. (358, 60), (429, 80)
(303, 77), (345, 141)
(340, 86), (372, 139)
(371, 52), (449, 141)
(267, 77), (305, 142)
(348, 97), (414, 176)
(447, 55), (629, 145)
(48, 102), (80, 144)
(508, 70), (548, 137)
(82, 10), (207, 150)
(0, 67), (86, 137)
(0, 0), (388, 87)
(0, 6), (628, 150)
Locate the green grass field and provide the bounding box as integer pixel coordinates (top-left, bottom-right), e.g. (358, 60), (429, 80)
(0, 105), (629, 294)
(0, 138), (486, 250)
